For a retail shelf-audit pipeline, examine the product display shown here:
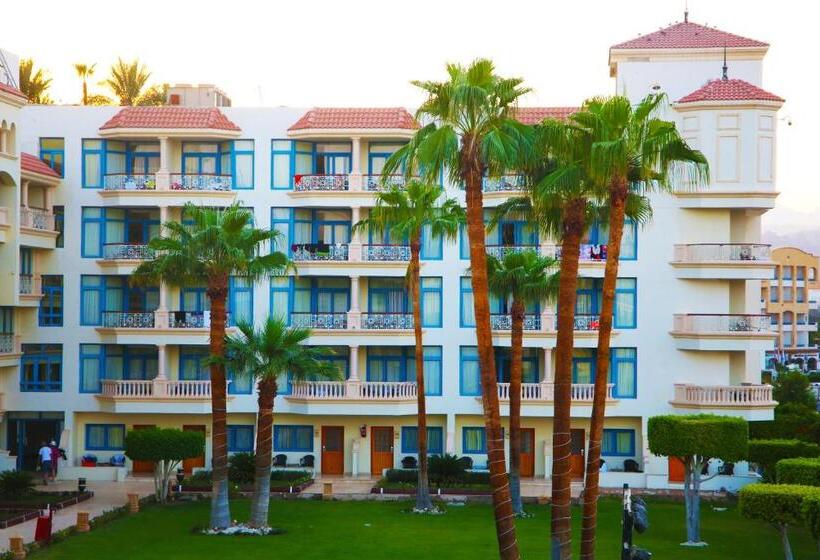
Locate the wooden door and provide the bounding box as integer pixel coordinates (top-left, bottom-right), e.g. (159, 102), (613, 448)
(520, 428), (535, 478)
(668, 456), (685, 483)
(321, 426), (344, 475)
(370, 426), (394, 475)
(132, 425), (155, 474)
(569, 428), (585, 478)
(182, 425), (206, 473)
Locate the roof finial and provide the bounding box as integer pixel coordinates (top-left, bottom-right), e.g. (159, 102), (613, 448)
(684, 0), (689, 22)
(722, 45), (728, 80)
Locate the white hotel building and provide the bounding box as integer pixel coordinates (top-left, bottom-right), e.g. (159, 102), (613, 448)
(0, 19), (783, 488)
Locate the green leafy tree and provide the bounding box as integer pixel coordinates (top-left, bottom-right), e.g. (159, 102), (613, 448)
(125, 428), (204, 502)
(226, 317), (339, 527)
(748, 439), (820, 481)
(18, 59), (53, 104)
(486, 250), (557, 515)
(648, 414), (748, 546)
(382, 59), (533, 559)
(132, 203), (289, 529)
(104, 58), (166, 106)
(740, 484), (820, 560)
(773, 370), (818, 410)
(777, 458), (820, 486)
(802, 493), (820, 555)
(353, 181), (464, 512)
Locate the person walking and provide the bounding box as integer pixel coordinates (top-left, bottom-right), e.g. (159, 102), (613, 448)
(48, 440), (60, 480)
(37, 442), (52, 485)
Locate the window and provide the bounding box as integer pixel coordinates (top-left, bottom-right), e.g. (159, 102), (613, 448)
(420, 277), (442, 327)
(82, 207), (161, 257)
(39, 138), (64, 177)
(278, 277), (350, 325)
(39, 275), (63, 326)
(280, 346), (349, 395)
(770, 287), (779, 303)
(585, 220), (637, 260)
(460, 276), (540, 327)
(179, 346), (209, 380)
(367, 346), (442, 396)
(271, 140), (314, 190)
(20, 344), (62, 392)
(460, 346), (538, 395)
(54, 206), (64, 248)
(80, 275), (158, 326)
(459, 211), (539, 260)
(460, 346), (481, 396)
(602, 429), (635, 457)
(221, 140), (254, 189)
(274, 425), (313, 452)
(572, 347), (637, 398)
(270, 208), (291, 253)
(462, 427), (486, 454)
(0, 307), (12, 335)
(575, 278), (637, 329)
(227, 370), (253, 395)
(85, 424), (125, 451)
(80, 345), (157, 393)
(401, 426), (444, 454)
(228, 425), (255, 452)
(81, 139), (105, 188)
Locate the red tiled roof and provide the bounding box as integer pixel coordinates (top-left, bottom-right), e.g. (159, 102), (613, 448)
(288, 108), (419, 131)
(514, 107), (579, 125)
(677, 78), (784, 104)
(0, 82), (27, 101)
(611, 21), (768, 50)
(21, 152), (60, 179)
(100, 107), (240, 131)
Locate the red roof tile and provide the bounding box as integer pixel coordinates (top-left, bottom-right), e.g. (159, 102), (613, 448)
(0, 82), (27, 101)
(612, 21), (768, 50)
(289, 108), (419, 131)
(514, 107), (578, 125)
(100, 107), (240, 131)
(21, 152), (60, 179)
(677, 78), (784, 104)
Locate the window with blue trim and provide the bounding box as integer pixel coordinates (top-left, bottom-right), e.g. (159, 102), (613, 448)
(366, 223), (442, 261)
(228, 425), (255, 452)
(280, 346), (348, 395)
(39, 275), (63, 326)
(460, 210), (537, 259)
(39, 138), (65, 177)
(226, 140), (254, 189)
(80, 344), (158, 393)
(0, 307), (12, 336)
(20, 344), (62, 392)
(80, 275), (158, 326)
(460, 346), (538, 396)
(585, 220), (638, 261)
(228, 276), (253, 326)
(271, 140), (314, 190)
(367, 278), (440, 328)
(462, 427), (486, 454)
(81, 139), (160, 189)
(81, 207), (160, 258)
(367, 346), (442, 396)
(420, 278), (442, 327)
(460, 277), (539, 328)
(274, 425), (313, 452)
(20, 247), (32, 276)
(575, 278), (636, 329)
(572, 348), (637, 398)
(602, 429), (635, 457)
(179, 346), (209, 381)
(401, 426), (444, 454)
(85, 424), (125, 451)
(274, 277), (350, 325)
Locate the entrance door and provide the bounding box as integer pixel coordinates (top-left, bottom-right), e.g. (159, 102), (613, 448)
(569, 428), (586, 478)
(321, 426), (344, 475)
(520, 428), (535, 478)
(132, 425), (155, 474)
(182, 425), (206, 473)
(370, 427), (394, 475)
(8, 419), (62, 471)
(668, 456), (685, 483)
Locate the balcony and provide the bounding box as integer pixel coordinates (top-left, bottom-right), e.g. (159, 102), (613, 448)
(362, 244), (410, 262)
(19, 208), (55, 231)
(170, 173), (232, 191)
(97, 379), (223, 413)
(490, 313), (542, 331)
(288, 380), (417, 402)
(290, 312), (348, 330)
(291, 243), (349, 262)
(670, 384), (776, 420)
(19, 208), (59, 249)
(0, 334), (22, 368)
(102, 311), (155, 329)
(556, 244), (608, 262)
(100, 173), (236, 206)
(574, 314), (600, 331)
(364, 174), (414, 191)
(482, 175), (527, 193)
(486, 244), (541, 259)
(103, 243), (154, 261)
(671, 313), (776, 351)
(18, 274), (42, 305)
(497, 382), (615, 404)
(294, 174), (348, 192)
(103, 174), (157, 191)
(672, 243), (774, 279)
(360, 312), (414, 330)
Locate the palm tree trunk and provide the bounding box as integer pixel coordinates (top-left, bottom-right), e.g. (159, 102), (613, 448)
(552, 198), (586, 560)
(410, 238), (434, 512)
(82, 81), (88, 106)
(250, 378), (276, 527)
(509, 299), (525, 516)
(581, 180), (628, 559)
(207, 275), (231, 529)
(463, 140), (520, 560)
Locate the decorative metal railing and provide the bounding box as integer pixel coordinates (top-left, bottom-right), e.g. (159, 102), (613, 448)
(482, 175), (528, 192)
(290, 312), (348, 330)
(103, 174), (157, 191)
(291, 243), (349, 261)
(294, 174), (349, 191)
(490, 313), (541, 331)
(19, 208), (55, 231)
(485, 245), (541, 259)
(573, 314), (600, 331)
(362, 244), (411, 261)
(102, 243), (154, 260)
(0, 334), (14, 354)
(169, 174), (232, 191)
(18, 274), (40, 295)
(363, 174), (414, 191)
(556, 243), (608, 261)
(674, 243), (772, 262)
(101, 311), (155, 328)
(360, 312), (414, 330)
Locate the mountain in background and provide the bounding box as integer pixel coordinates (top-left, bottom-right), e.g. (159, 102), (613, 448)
(763, 229), (820, 254)
(762, 206), (819, 253)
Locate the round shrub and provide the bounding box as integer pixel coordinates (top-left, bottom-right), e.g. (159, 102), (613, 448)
(748, 439), (820, 480)
(228, 452), (255, 484)
(125, 428), (205, 463)
(429, 453), (466, 484)
(777, 458), (820, 487)
(648, 414), (748, 461)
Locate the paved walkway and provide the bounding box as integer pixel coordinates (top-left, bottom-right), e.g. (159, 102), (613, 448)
(0, 478), (154, 552)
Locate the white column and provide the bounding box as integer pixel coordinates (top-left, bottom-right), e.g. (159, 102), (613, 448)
(43, 187), (53, 213)
(21, 180), (29, 208)
(158, 136), (170, 173)
(348, 345), (360, 381)
(0, 129), (7, 154)
(445, 414), (457, 454)
(349, 136), (362, 190)
(156, 344), (167, 380)
(349, 207), (362, 261)
(160, 205), (169, 223)
(347, 276), (361, 329)
(542, 348), (554, 383)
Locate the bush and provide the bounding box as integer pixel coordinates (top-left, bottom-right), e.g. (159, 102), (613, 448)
(428, 454), (466, 483)
(384, 463), (489, 487)
(125, 428), (204, 463)
(648, 414), (748, 461)
(228, 452), (255, 484)
(802, 494), (820, 545)
(751, 405), (820, 444)
(773, 370), (817, 409)
(0, 471), (35, 500)
(185, 470), (212, 486)
(777, 458), (820, 487)
(385, 469), (418, 484)
(739, 483), (818, 527)
(270, 470), (311, 483)
(748, 439), (820, 480)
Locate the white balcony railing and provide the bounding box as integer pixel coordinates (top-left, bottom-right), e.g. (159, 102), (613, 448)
(290, 312), (347, 330)
(359, 381), (417, 400)
(294, 174), (349, 191)
(290, 381), (347, 399)
(360, 312), (414, 330)
(672, 384), (775, 407)
(364, 174), (414, 191)
(103, 174), (157, 191)
(18, 274), (41, 295)
(674, 314), (771, 333)
(101, 311), (155, 328)
(100, 379), (213, 400)
(674, 243), (772, 262)
(362, 244), (410, 261)
(19, 208), (55, 231)
(490, 313), (541, 331)
(291, 243), (349, 261)
(497, 382), (614, 402)
(482, 175), (528, 192)
(485, 245), (541, 259)
(170, 174), (232, 191)
(288, 380), (417, 400)
(103, 243), (154, 260)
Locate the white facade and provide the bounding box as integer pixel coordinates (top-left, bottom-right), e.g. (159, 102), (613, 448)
(0, 21), (782, 488)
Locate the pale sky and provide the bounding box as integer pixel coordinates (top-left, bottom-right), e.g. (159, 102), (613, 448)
(4, 0), (818, 231)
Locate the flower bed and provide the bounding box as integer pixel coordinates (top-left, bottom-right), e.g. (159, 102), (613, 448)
(0, 491), (94, 528)
(373, 468), (492, 495)
(179, 470), (313, 494)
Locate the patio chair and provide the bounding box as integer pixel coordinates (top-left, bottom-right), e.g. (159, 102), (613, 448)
(401, 456), (418, 469)
(623, 459), (640, 473)
(110, 454), (126, 467)
(300, 454), (315, 468)
(273, 454), (287, 468)
(458, 456), (473, 470)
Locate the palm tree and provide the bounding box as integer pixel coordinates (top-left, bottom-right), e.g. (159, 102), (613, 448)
(486, 250), (557, 515)
(18, 59), (53, 104)
(353, 181), (464, 512)
(73, 63), (96, 105)
(226, 318), (339, 528)
(132, 203), (289, 529)
(383, 59), (533, 559)
(104, 58), (166, 106)
(573, 94), (708, 559)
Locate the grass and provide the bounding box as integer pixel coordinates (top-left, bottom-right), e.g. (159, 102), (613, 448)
(30, 497), (815, 559)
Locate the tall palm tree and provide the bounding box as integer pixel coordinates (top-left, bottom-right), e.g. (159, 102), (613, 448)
(353, 181), (464, 512)
(486, 250), (558, 515)
(73, 63), (96, 105)
(383, 59), (533, 559)
(104, 58), (165, 106)
(132, 203), (289, 529)
(574, 94), (708, 559)
(18, 59), (53, 104)
(226, 318), (339, 528)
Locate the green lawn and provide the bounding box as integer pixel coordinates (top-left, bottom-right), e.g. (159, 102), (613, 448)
(32, 498), (815, 559)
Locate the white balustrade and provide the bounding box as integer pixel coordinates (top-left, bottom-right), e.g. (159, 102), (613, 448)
(288, 381), (416, 401)
(673, 314), (771, 333)
(100, 379), (213, 400)
(672, 384), (774, 406)
(674, 243), (772, 262)
(497, 382), (613, 402)
(19, 208), (55, 231)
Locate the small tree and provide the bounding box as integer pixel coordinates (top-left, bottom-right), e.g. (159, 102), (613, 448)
(748, 439), (820, 481)
(648, 414), (748, 546)
(739, 484), (820, 560)
(125, 428), (205, 502)
(773, 370), (818, 410)
(777, 458), (820, 487)
(802, 493), (820, 554)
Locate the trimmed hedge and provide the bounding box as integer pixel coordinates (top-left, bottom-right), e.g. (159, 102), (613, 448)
(802, 494), (820, 543)
(125, 428), (204, 463)
(648, 414), (747, 461)
(739, 484), (820, 527)
(384, 468), (489, 487)
(748, 439), (820, 480)
(777, 458), (820, 487)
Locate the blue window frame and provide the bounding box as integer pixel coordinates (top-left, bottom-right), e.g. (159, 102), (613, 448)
(274, 277), (350, 325)
(366, 223), (442, 261)
(602, 429), (635, 457)
(366, 346), (442, 396)
(179, 346), (209, 381)
(575, 278), (637, 329)
(81, 139), (160, 188)
(180, 287), (208, 312)
(280, 346), (349, 395)
(572, 348), (637, 398)
(20, 344), (62, 392)
(223, 139), (254, 189)
(182, 142), (219, 176)
(585, 220), (638, 261)
(460, 346), (538, 396)
(227, 425), (255, 452)
(82, 139), (105, 188)
(81, 207), (160, 258)
(462, 427), (486, 454)
(80, 344), (157, 393)
(0, 307), (12, 335)
(39, 275), (63, 326)
(20, 247), (32, 275)
(271, 140), (314, 190)
(460, 277), (538, 327)
(460, 210), (537, 259)
(85, 424), (125, 451)
(401, 426), (444, 454)
(420, 277), (442, 327)
(274, 425), (314, 452)
(368, 276), (444, 327)
(80, 275), (158, 326)
(39, 138), (65, 177)
(271, 208), (353, 254)
(228, 276), (254, 327)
